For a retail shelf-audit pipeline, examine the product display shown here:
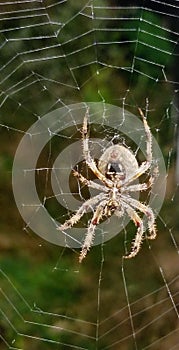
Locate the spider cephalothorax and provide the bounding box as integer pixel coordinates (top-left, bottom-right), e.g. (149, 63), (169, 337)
(57, 108), (158, 262)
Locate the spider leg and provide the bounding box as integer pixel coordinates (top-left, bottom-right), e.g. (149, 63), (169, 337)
(122, 204), (144, 259)
(79, 199), (107, 263)
(73, 169), (108, 193)
(82, 109), (113, 188)
(121, 162), (159, 193)
(121, 108), (154, 187)
(122, 172), (157, 192)
(57, 193), (107, 231)
(122, 161), (151, 187)
(121, 182), (149, 193)
(138, 107), (152, 163)
(121, 195), (157, 240)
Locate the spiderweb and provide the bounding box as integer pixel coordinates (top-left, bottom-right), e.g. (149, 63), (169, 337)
(0, 1), (179, 349)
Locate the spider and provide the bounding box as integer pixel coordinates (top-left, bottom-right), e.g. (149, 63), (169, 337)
(57, 108), (158, 262)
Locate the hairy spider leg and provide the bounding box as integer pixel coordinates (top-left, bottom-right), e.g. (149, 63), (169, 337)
(121, 195), (157, 240)
(121, 182), (149, 193)
(121, 109), (153, 187)
(120, 162), (150, 188)
(121, 167), (158, 193)
(138, 107), (152, 163)
(79, 199), (108, 262)
(82, 109), (113, 188)
(73, 169), (108, 193)
(57, 193), (107, 231)
(123, 204), (144, 259)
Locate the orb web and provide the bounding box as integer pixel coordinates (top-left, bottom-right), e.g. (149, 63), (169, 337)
(0, 1), (179, 349)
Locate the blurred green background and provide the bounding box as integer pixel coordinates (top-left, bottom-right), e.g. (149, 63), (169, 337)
(0, 1), (178, 349)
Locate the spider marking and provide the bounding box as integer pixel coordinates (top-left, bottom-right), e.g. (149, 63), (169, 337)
(57, 108), (158, 262)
